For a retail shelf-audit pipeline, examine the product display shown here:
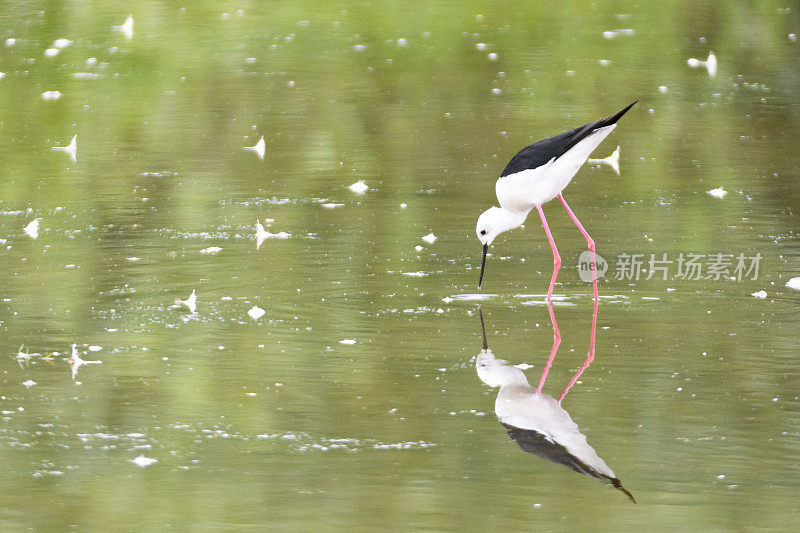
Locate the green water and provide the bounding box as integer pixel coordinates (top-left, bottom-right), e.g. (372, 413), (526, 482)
(2, 2), (800, 531)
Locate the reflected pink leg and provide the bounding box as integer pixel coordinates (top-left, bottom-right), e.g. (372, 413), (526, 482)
(559, 294), (597, 402)
(557, 193), (598, 402)
(535, 297), (561, 395)
(535, 204), (561, 301)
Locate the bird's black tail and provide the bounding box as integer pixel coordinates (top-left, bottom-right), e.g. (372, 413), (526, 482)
(599, 100), (637, 128)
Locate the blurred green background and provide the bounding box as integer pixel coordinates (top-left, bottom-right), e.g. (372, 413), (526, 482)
(1, 1), (799, 530)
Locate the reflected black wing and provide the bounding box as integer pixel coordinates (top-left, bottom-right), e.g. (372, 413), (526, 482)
(500, 101), (636, 177)
(501, 423), (636, 503)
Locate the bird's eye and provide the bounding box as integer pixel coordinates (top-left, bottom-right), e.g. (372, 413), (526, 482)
(480, 230), (487, 235)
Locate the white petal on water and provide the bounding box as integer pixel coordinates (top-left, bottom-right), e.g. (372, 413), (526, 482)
(88, 345), (102, 352)
(44, 47), (60, 57)
(658, 85), (668, 93)
(348, 180), (368, 194)
(41, 90), (62, 100)
(247, 306), (266, 320)
(23, 219), (40, 239)
(707, 187), (727, 199)
(200, 246), (223, 254)
(587, 146), (620, 175)
(339, 339), (356, 345)
(176, 289), (197, 313)
(441, 297), (454, 303)
(53, 38), (73, 49)
(414, 245), (423, 252)
(69, 343), (102, 380)
(687, 51), (717, 77)
(785, 277), (800, 291)
(255, 219), (269, 249)
(751, 290), (767, 298)
(244, 136), (265, 160)
(706, 51), (718, 77)
(51, 135), (77, 162)
(422, 233), (437, 244)
(22, 380), (37, 388)
(131, 455), (157, 468)
(113, 16), (134, 39)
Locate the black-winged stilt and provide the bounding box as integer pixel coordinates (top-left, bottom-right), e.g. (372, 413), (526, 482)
(476, 102), (636, 297)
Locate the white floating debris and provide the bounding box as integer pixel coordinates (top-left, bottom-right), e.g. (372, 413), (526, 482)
(751, 290), (767, 299)
(348, 180), (368, 194)
(476, 43), (487, 51)
(23, 219), (40, 239)
(53, 38), (73, 49)
(88, 345), (102, 352)
(22, 380), (37, 388)
(321, 203), (344, 208)
(603, 31), (616, 39)
(200, 246), (223, 254)
(247, 306), (266, 320)
(400, 203), (407, 208)
(51, 134), (77, 162)
(255, 219), (269, 250)
(0, 71), (5, 79)
(44, 47), (60, 57)
(687, 51), (717, 77)
(339, 339), (356, 345)
(422, 233), (437, 244)
(441, 297), (454, 304)
(131, 455), (157, 468)
(414, 245), (423, 252)
(658, 85), (668, 93)
(402, 271), (427, 277)
(785, 277), (800, 291)
(5, 38), (15, 47)
(41, 90), (62, 100)
(72, 72), (101, 79)
(598, 59), (612, 66)
(790, 34), (797, 42)
(491, 88), (502, 95)
(69, 343), (102, 380)
(114, 16), (134, 40)
(707, 187), (727, 199)
(487, 52), (498, 61)
(176, 289), (197, 313)
(587, 145), (620, 175)
(244, 135), (265, 160)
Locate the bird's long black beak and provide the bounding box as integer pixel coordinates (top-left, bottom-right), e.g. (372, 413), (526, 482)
(478, 243), (488, 289)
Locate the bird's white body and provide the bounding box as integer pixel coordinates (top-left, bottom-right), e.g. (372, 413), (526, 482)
(494, 124), (616, 220)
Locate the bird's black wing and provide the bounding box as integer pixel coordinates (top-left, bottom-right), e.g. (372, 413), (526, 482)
(501, 423), (636, 503)
(500, 101), (636, 177)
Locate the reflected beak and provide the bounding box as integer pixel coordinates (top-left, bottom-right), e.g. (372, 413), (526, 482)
(478, 243), (488, 289)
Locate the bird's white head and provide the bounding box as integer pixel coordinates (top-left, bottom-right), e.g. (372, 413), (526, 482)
(475, 206), (506, 247)
(476, 206), (527, 288)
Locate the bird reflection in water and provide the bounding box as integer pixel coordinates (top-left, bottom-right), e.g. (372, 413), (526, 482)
(476, 301), (634, 503)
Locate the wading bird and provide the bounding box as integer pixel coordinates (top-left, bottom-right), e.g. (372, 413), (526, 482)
(476, 102), (635, 298)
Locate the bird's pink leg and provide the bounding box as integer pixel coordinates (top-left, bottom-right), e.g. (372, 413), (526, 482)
(535, 204), (561, 301)
(557, 194), (598, 302)
(557, 193), (598, 402)
(535, 296), (560, 395)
